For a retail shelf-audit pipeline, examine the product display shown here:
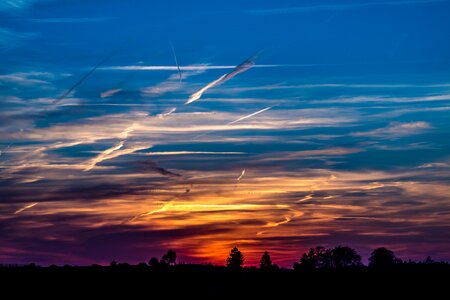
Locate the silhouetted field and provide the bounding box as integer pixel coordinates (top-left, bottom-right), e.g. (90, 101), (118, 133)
(2, 263), (449, 297)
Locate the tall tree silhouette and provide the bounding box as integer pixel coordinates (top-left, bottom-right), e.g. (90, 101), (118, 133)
(226, 246), (244, 269)
(369, 247), (401, 268)
(161, 250), (177, 266)
(260, 251), (272, 269)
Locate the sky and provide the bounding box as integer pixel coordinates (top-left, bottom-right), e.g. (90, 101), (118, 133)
(1, 0), (450, 267)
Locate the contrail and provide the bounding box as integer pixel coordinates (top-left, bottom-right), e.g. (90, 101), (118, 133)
(296, 194), (313, 203)
(84, 141), (124, 171)
(146, 151), (245, 155)
(185, 54), (258, 104)
(170, 41), (182, 83)
(144, 160), (182, 178)
(226, 106), (273, 125)
(53, 53), (113, 104)
(237, 169), (246, 181)
(14, 202), (38, 214)
(127, 203), (172, 223)
(194, 106), (274, 139)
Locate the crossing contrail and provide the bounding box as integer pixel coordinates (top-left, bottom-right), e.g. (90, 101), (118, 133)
(170, 41), (182, 83)
(53, 53), (113, 104)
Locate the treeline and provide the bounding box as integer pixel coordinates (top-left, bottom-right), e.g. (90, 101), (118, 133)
(1, 245), (449, 297)
(1, 245), (447, 270)
(110, 245), (447, 270)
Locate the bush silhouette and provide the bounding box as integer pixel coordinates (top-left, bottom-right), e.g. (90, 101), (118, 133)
(226, 246), (244, 269)
(148, 257), (160, 269)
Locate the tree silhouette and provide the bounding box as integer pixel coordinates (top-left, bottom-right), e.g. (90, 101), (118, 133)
(161, 249), (177, 266)
(260, 251), (272, 269)
(295, 246), (362, 270)
(329, 246), (362, 268)
(295, 246), (327, 270)
(226, 246), (244, 269)
(369, 247), (400, 268)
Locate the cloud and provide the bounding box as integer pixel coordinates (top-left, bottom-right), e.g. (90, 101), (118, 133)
(215, 83), (450, 94)
(157, 108), (177, 118)
(316, 94), (450, 104)
(1, 162), (450, 265)
(258, 148), (363, 162)
(352, 122), (431, 138)
(146, 151), (245, 156)
(100, 64), (281, 71)
(0, 72), (52, 86)
(0, 28), (38, 50)
(418, 162), (449, 168)
(100, 88), (122, 98)
(27, 17), (112, 23)
(247, 0), (447, 15)
(140, 68), (206, 97)
(141, 81), (183, 96)
(0, 0), (43, 11)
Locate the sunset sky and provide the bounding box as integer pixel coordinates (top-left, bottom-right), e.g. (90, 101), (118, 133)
(1, 0), (450, 267)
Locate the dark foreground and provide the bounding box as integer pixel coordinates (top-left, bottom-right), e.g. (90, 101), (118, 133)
(2, 263), (449, 297)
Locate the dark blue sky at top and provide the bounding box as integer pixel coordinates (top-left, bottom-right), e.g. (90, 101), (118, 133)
(0, 0), (450, 265)
(2, 0), (450, 72)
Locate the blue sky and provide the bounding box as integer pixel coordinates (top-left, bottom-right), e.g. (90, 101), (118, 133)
(0, 0), (450, 266)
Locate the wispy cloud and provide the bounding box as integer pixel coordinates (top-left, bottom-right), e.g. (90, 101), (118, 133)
(83, 142), (152, 171)
(146, 151), (245, 156)
(0, 0), (46, 11)
(417, 162), (449, 168)
(28, 17), (112, 23)
(101, 64), (280, 71)
(352, 122), (431, 138)
(0, 28), (37, 50)
(157, 108), (177, 118)
(317, 94), (450, 104)
(100, 88), (122, 98)
(247, 0), (447, 15)
(0, 72), (52, 85)
(215, 83), (450, 94)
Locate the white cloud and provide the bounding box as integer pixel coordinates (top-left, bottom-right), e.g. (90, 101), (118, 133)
(0, 0), (50, 11)
(352, 122), (431, 138)
(247, 0), (447, 15)
(0, 72), (52, 85)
